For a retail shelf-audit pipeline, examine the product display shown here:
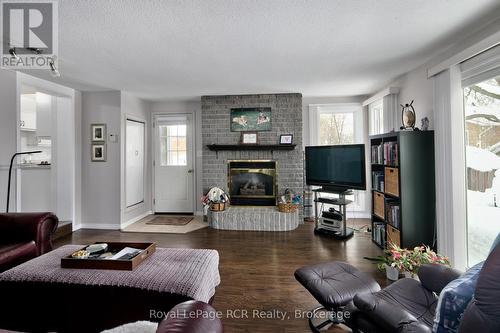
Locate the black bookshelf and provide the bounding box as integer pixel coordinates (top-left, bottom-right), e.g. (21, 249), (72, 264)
(369, 131), (436, 250)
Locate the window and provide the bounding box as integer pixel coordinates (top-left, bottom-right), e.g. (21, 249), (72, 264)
(369, 99), (384, 135)
(311, 103), (367, 214)
(314, 104), (362, 145)
(159, 124), (187, 166)
(319, 112), (354, 145)
(463, 76), (500, 266)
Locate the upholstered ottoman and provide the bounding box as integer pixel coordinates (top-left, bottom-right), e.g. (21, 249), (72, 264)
(0, 245), (220, 333)
(295, 261), (380, 332)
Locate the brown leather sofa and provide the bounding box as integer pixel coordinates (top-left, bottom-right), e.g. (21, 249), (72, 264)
(0, 212), (58, 272)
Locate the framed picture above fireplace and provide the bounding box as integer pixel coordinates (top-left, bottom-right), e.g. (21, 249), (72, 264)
(279, 134), (293, 145)
(230, 107), (271, 132)
(240, 132), (258, 145)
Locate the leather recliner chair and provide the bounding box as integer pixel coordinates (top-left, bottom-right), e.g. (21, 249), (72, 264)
(0, 212), (59, 272)
(345, 245), (500, 332)
(156, 300), (223, 333)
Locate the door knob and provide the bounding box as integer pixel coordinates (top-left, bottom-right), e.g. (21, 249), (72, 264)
(188, 169), (194, 173)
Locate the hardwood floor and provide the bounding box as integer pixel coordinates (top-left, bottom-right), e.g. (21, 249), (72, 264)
(55, 220), (385, 333)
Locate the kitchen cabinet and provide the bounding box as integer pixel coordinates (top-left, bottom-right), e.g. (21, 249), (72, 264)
(20, 94), (37, 130)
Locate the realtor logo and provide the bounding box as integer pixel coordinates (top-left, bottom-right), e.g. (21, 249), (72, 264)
(1, 0), (58, 70)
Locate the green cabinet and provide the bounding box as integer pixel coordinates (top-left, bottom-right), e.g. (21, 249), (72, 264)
(370, 131), (436, 249)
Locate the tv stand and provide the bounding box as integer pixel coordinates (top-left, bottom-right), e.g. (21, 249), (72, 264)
(313, 187), (354, 239)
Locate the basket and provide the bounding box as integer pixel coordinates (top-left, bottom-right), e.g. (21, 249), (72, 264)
(278, 203), (298, 213)
(210, 202), (226, 212)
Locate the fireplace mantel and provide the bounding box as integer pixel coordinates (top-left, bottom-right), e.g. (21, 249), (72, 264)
(207, 144), (296, 151)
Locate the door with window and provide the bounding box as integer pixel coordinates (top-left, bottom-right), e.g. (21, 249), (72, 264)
(154, 114), (194, 213)
(463, 76), (500, 265)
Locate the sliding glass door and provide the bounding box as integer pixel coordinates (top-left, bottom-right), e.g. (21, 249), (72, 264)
(463, 76), (500, 265)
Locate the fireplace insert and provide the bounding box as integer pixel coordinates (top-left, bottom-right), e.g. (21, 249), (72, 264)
(228, 160), (277, 206)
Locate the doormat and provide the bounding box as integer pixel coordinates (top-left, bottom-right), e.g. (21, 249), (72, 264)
(145, 216), (194, 226)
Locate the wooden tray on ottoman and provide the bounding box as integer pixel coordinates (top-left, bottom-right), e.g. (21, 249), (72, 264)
(61, 242), (156, 271)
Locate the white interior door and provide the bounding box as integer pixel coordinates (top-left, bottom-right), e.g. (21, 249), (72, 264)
(154, 114), (194, 213)
(126, 119), (145, 208)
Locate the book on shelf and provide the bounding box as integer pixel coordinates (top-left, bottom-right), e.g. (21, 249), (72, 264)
(383, 142), (398, 166)
(371, 142), (398, 166)
(385, 201), (400, 229)
(371, 144), (384, 164)
(373, 222), (386, 246)
(372, 171), (384, 192)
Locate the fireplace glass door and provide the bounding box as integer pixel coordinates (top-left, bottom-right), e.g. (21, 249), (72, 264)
(228, 161), (277, 206)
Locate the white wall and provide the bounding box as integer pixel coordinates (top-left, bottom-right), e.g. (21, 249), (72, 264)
(0, 69), (20, 212)
(81, 91), (122, 229)
(387, 64), (434, 130)
(120, 93), (152, 227)
(150, 100), (203, 214)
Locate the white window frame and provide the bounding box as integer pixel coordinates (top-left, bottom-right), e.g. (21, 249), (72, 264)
(434, 45), (500, 270)
(309, 103), (363, 146)
(308, 103), (369, 217)
(368, 99), (384, 135)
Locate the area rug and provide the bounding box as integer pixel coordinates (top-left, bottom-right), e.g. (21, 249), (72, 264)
(122, 215), (208, 234)
(145, 216), (193, 226)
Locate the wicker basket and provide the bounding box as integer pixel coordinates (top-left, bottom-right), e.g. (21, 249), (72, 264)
(278, 203), (298, 213)
(210, 202), (226, 212)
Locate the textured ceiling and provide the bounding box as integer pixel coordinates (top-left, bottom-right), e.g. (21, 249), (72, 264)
(27, 0), (500, 101)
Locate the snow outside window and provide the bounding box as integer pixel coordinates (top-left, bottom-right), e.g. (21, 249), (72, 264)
(463, 76), (500, 266)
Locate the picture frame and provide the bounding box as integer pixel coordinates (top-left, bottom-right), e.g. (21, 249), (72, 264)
(91, 143), (106, 162)
(279, 134), (293, 145)
(91, 124), (106, 142)
(240, 132), (258, 145)
(230, 107), (271, 132)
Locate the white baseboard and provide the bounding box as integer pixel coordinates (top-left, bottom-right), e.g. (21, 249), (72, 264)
(195, 210), (204, 216)
(79, 223), (121, 230)
(121, 210), (152, 229)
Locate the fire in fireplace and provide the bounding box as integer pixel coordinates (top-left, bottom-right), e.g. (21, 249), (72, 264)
(228, 160), (277, 206)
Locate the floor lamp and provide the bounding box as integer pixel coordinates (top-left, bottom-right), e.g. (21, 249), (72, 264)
(6, 151), (42, 213)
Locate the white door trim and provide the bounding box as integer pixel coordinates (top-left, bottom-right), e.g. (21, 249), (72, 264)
(124, 116), (146, 211)
(151, 112), (197, 214)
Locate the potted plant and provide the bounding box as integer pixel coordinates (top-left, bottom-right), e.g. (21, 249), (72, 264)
(374, 243), (449, 280)
(375, 244), (408, 280)
(404, 245), (450, 278)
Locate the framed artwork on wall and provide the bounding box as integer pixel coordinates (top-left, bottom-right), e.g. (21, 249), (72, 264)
(240, 132), (258, 145)
(91, 143), (106, 162)
(279, 134), (293, 145)
(91, 124), (106, 142)
(230, 107), (271, 132)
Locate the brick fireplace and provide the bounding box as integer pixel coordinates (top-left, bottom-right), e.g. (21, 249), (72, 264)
(202, 93), (304, 222)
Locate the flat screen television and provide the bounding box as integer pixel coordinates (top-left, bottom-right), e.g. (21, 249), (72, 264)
(305, 144), (366, 190)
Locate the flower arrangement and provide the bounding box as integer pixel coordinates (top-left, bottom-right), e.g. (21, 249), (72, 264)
(201, 187), (229, 213)
(376, 243), (450, 278)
